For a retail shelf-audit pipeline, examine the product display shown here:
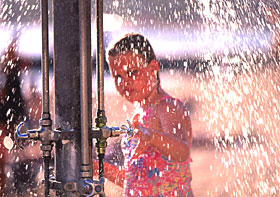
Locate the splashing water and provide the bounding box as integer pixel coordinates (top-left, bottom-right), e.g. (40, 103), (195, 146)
(1, 0), (280, 196)
(190, 64), (280, 195)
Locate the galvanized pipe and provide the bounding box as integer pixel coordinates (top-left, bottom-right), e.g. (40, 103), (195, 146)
(41, 0), (51, 196)
(41, 0), (50, 118)
(79, 0), (92, 178)
(96, 0), (107, 185)
(43, 157), (50, 197)
(96, 0), (105, 111)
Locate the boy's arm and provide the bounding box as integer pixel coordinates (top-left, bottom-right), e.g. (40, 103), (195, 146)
(93, 160), (125, 187)
(133, 100), (192, 163)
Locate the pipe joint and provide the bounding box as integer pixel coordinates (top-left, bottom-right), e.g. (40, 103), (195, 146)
(40, 118), (52, 127)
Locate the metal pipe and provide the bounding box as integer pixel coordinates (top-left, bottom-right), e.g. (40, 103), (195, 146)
(41, 0), (51, 196)
(41, 0), (50, 118)
(44, 157), (50, 197)
(98, 153), (104, 180)
(79, 0), (92, 178)
(96, 0), (107, 188)
(96, 0), (105, 112)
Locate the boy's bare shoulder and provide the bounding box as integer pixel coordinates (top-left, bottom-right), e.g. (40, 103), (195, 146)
(155, 96), (191, 139)
(156, 96), (188, 117)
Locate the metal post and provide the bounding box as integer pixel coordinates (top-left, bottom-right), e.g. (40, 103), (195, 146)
(79, 0), (92, 179)
(53, 0), (81, 195)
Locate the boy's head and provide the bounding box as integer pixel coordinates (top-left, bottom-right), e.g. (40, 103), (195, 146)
(107, 34), (160, 103)
(108, 33), (156, 64)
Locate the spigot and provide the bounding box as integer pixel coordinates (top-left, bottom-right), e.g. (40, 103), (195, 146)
(115, 119), (133, 136)
(93, 120), (133, 139)
(15, 121), (60, 146)
(14, 120), (61, 157)
(15, 118), (60, 197)
(84, 177), (105, 196)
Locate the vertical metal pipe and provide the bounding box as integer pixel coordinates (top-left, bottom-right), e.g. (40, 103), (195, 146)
(98, 153), (105, 179)
(41, 0), (50, 118)
(96, 0), (105, 111)
(96, 0), (106, 183)
(41, 0), (51, 196)
(44, 157), (50, 197)
(79, 0), (92, 178)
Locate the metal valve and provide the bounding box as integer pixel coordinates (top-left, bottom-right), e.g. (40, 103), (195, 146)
(15, 121), (60, 143)
(84, 177), (105, 196)
(98, 120), (133, 138)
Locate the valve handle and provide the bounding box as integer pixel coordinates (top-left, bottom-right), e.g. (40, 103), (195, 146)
(120, 119), (133, 135)
(126, 119), (132, 128)
(84, 178), (105, 196)
(16, 122), (29, 138)
(14, 122), (28, 150)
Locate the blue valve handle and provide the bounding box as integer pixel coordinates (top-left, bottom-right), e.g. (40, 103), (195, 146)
(84, 177), (105, 197)
(122, 119), (133, 135)
(16, 122), (29, 138)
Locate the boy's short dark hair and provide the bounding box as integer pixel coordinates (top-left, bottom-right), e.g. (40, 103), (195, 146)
(108, 33), (156, 64)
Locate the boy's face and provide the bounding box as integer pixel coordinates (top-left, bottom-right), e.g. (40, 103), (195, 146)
(108, 51), (158, 103)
